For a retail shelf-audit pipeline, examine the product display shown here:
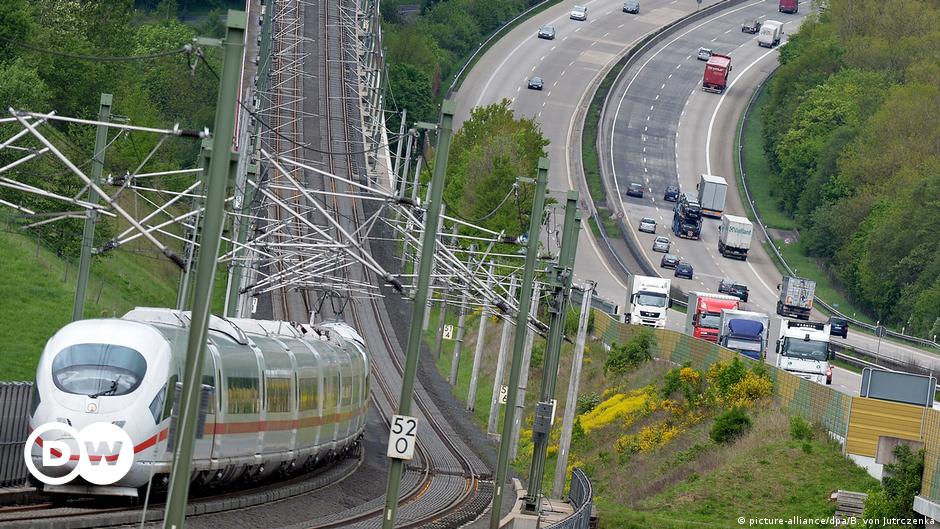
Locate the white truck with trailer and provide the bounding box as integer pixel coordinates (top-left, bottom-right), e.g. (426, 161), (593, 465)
(697, 174), (728, 218)
(625, 275), (671, 328)
(758, 20), (783, 47)
(718, 214), (754, 260)
(776, 276), (815, 320)
(770, 318), (833, 385)
(718, 309), (770, 361)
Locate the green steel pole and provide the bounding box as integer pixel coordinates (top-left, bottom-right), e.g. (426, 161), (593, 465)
(523, 191), (581, 513)
(163, 12), (245, 529)
(382, 100), (456, 529)
(224, 160), (257, 317)
(489, 158), (550, 529)
(177, 141), (212, 311)
(72, 93), (112, 321)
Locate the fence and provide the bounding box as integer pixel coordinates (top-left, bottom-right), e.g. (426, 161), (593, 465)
(545, 468), (594, 529)
(0, 382), (32, 487)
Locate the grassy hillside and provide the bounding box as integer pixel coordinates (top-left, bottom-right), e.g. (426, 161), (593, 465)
(429, 315), (879, 528)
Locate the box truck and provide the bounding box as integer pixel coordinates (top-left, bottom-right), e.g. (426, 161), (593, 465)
(718, 309), (770, 361)
(697, 174), (728, 217)
(779, 0), (798, 13)
(702, 53), (731, 93)
(685, 292), (741, 343)
(758, 20), (783, 48)
(626, 275), (671, 328)
(771, 319), (833, 385)
(776, 276), (815, 320)
(718, 214), (753, 260)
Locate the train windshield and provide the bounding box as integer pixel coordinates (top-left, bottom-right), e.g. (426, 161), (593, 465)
(52, 344), (147, 397)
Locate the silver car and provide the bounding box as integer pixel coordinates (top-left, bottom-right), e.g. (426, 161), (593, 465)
(570, 5), (587, 20)
(638, 217), (656, 233)
(652, 236), (671, 253)
(697, 47), (712, 61)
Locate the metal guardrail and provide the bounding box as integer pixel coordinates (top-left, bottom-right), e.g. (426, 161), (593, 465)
(0, 382), (32, 488)
(736, 68), (939, 352)
(544, 468), (595, 529)
(446, 0), (558, 97)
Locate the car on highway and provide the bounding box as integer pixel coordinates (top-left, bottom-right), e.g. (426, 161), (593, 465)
(626, 182), (644, 198)
(718, 278), (750, 302)
(638, 217), (656, 233)
(623, 0), (640, 14)
(663, 185), (680, 202)
(828, 317), (849, 338)
(675, 262), (694, 279)
(742, 18), (762, 33)
(652, 236), (671, 253)
(660, 253), (679, 269)
(538, 25), (556, 39)
(527, 76), (544, 90)
(570, 5), (587, 20)
(697, 47), (712, 61)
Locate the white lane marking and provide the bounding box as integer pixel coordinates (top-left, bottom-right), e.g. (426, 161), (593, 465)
(569, 61), (575, 66)
(661, 83), (666, 89)
(711, 36), (718, 41)
(563, 36), (569, 41)
(643, 147), (647, 153)
(644, 126), (648, 132)
(668, 73), (673, 79)
(532, 66), (537, 72)
(686, 55), (692, 60)
(551, 46), (557, 51)
(541, 55), (546, 61)
(561, 70), (567, 76)
(676, 64), (681, 69)
(650, 105), (654, 110)
(704, 46), (781, 296)
(576, 27), (582, 32)
(604, 32), (610, 37)
(619, 24), (625, 29)
(655, 94), (660, 100)
(725, 28), (733, 33)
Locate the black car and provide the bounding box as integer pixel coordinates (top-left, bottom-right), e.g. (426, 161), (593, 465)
(623, 0), (640, 14)
(828, 317), (849, 338)
(675, 262), (694, 279)
(527, 76), (544, 90)
(663, 185), (680, 202)
(718, 278), (749, 302)
(626, 182), (644, 198)
(660, 253), (679, 269)
(742, 18), (761, 33)
(538, 25), (556, 40)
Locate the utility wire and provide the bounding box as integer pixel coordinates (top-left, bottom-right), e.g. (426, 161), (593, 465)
(0, 36), (187, 62)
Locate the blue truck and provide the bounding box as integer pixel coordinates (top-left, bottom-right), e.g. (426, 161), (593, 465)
(718, 309), (770, 361)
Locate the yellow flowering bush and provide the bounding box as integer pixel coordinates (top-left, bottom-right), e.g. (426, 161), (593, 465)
(679, 367), (700, 385)
(726, 371), (773, 408)
(578, 387), (655, 434)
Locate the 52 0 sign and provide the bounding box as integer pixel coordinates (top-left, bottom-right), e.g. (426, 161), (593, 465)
(386, 415), (418, 461)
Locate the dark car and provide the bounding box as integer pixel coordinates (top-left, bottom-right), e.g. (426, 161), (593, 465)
(623, 0), (640, 14)
(828, 317), (849, 338)
(675, 262), (694, 279)
(538, 25), (555, 40)
(527, 76), (544, 90)
(626, 182), (644, 198)
(742, 18), (761, 33)
(660, 253), (679, 269)
(663, 185), (680, 202)
(718, 278), (749, 302)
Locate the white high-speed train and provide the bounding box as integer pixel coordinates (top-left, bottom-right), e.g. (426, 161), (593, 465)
(27, 307), (370, 497)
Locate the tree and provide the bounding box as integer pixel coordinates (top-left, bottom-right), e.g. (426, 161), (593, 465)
(861, 444), (925, 528)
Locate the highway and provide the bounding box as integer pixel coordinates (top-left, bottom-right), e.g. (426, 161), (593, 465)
(453, 0), (726, 306)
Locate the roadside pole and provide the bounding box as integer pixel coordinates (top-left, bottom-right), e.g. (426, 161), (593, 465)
(450, 245), (474, 385)
(489, 158), (550, 529)
(467, 260), (495, 411)
(72, 93), (112, 321)
(510, 281), (542, 461)
(435, 223), (459, 358)
(488, 275), (518, 435)
(523, 191), (581, 514)
(163, 11), (245, 529)
(382, 100), (455, 529)
(552, 280), (594, 498)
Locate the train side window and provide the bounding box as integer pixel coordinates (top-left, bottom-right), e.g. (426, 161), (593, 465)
(341, 375), (352, 407)
(226, 376), (260, 414)
(161, 374), (179, 420)
(299, 377), (319, 412)
(266, 377), (291, 413)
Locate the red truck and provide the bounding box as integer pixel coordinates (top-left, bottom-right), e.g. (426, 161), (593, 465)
(779, 0), (798, 13)
(702, 53), (731, 93)
(685, 292), (741, 342)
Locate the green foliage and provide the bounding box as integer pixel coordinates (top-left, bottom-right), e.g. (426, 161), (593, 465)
(571, 416), (585, 444)
(604, 329), (654, 376)
(530, 340), (545, 369)
(759, 0), (940, 334)
(789, 416), (813, 441)
(660, 363), (702, 404)
(709, 408), (752, 444)
(576, 392), (601, 415)
(862, 445), (926, 527)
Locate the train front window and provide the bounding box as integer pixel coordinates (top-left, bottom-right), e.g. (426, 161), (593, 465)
(51, 344), (147, 397)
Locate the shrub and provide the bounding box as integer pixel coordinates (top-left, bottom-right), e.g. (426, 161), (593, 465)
(661, 363), (704, 404)
(710, 407), (752, 444)
(605, 329), (654, 375)
(530, 341), (545, 369)
(726, 371), (773, 407)
(571, 417), (585, 444)
(576, 392), (602, 415)
(790, 416), (813, 441)
(861, 445), (926, 527)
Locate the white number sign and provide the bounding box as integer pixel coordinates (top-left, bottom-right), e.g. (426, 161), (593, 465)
(499, 385), (508, 404)
(443, 324), (454, 340)
(387, 415), (418, 460)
